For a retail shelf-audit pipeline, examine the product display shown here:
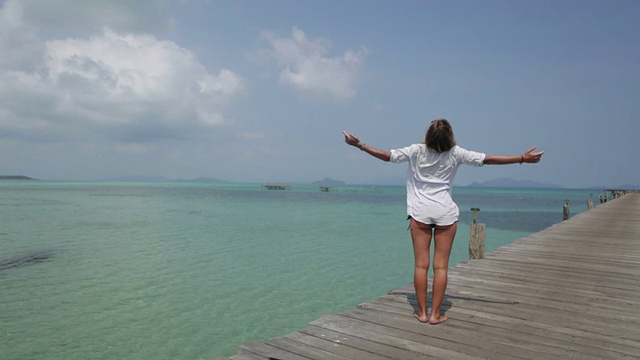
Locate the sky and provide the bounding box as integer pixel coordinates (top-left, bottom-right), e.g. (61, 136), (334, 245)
(0, 0), (638, 188)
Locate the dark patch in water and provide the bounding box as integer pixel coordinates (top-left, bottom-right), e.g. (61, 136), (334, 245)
(0, 250), (54, 271)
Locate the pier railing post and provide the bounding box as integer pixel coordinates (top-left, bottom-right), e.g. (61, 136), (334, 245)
(469, 208), (486, 259)
(563, 200), (570, 220)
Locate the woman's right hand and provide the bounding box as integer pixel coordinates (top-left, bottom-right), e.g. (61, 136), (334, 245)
(523, 146), (544, 163)
(342, 131), (361, 147)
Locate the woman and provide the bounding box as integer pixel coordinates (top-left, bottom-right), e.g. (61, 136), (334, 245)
(343, 119), (543, 324)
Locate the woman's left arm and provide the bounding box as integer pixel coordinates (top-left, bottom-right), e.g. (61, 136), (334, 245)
(483, 146), (544, 165)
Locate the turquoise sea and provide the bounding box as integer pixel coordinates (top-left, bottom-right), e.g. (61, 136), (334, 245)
(0, 181), (598, 359)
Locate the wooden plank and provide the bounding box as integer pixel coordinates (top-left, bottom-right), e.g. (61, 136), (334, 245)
(332, 310), (488, 360)
(378, 290), (640, 356)
(445, 272), (640, 313)
(454, 260), (640, 292)
(267, 336), (352, 360)
(418, 305), (624, 359)
(490, 244), (640, 264)
(523, 232), (640, 245)
(447, 306), (640, 358)
(350, 302), (627, 358)
(282, 330), (393, 360)
(228, 354), (262, 360)
(360, 298), (640, 358)
(474, 255), (640, 280)
(370, 294), (640, 351)
(312, 312), (528, 360)
(445, 308), (637, 359)
(298, 325), (398, 360)
(381, 287), (640, 342)
(238, 341), (309, 359)
(302, 321), (435, 360)
(446, 270), (639, 305)
(442, 289), (640, 341)
(480, 254), (640, 279)
(455, 258), (640, 287)
(511, 235), (640, 248)
(454, 258), (638, 287)
(344, 308), (574, 359)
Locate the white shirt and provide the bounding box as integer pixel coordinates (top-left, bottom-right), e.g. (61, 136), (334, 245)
(390, 144), (485, 225)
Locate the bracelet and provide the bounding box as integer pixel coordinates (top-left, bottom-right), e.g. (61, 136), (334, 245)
(360, 143), (367, 151)
(519, 155), (524, 164)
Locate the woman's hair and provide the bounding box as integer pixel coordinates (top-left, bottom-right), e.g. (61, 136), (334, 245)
(424, 118), (456, 152)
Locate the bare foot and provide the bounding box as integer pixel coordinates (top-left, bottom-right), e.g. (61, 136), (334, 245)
(414, 312), (429, 323)
(428, 314), (448, 325)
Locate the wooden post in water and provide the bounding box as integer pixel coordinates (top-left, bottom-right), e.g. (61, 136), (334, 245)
(469, 208), (486, 260)
(563, 200), (570, 220)
(588, 194), (594, 210)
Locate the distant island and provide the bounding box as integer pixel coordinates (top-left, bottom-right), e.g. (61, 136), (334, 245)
(0, 175), (36, 180)
(467, 178), (562, 188)
(101, 177), (346, 185)
(175, 177), (226, 183)
(311, 178), (346, 186)
(102, 176), (226, 183)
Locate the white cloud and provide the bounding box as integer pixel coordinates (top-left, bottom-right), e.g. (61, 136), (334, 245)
(18, 0), (170, 35)
(371, 102), (384, 113)
(165, 147), (182, 160)
(0, 0), (47, 72)
(0, 0), (246, 145)
(262, 26), (368, 100)
(115, 142), (153, 154)
(236, 131), (265, 140)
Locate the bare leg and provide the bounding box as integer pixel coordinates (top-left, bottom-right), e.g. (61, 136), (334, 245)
(429, 222), (457, 324)
(409, 218), (433, 323)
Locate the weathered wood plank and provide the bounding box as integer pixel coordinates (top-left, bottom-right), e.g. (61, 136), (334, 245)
(303, 321), (436, 360)
(332, 309), (490, 360)
(360, 298), (640, 358)
(267, 336), (352, 360)
(442, 292), (640, 340)
(238, 341), (308, 359)
(381, 287), (640, 342)
(491, 242), (640, 261)
(298, 326), (397, 360)
(310, 314), (496, 360)
(445, 272), (640, 313)
(480, 254), (640, 279)
(282, 330), (393, 360)
(454, 260), (640, 291)
(338, 307), (567, 360)
(362, 300), (632, 359)
(236, 354), (275, 360)
(227, 355), (259, 360)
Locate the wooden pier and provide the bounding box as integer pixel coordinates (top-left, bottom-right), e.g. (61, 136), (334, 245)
(262, 184), (291, 190)
(605, 188), (639, 200)
(215, 193), (640, 359)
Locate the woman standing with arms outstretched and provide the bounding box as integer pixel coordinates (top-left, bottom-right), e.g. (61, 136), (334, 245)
(343, 119), (543, 324)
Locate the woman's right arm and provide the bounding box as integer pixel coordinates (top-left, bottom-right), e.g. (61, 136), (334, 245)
(483, 146), (544, 165)
(343, 131), (391, 162)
